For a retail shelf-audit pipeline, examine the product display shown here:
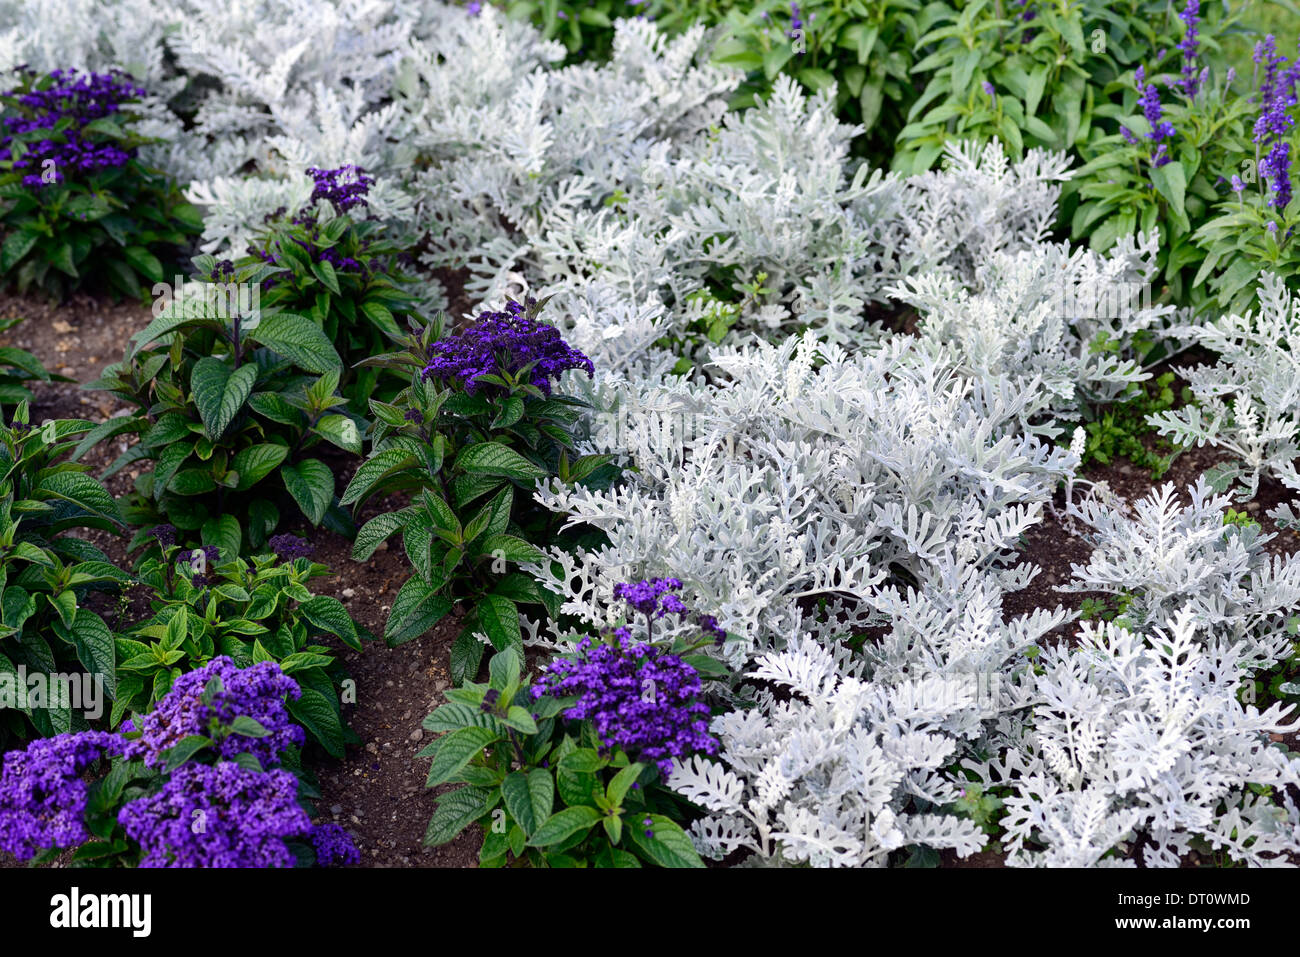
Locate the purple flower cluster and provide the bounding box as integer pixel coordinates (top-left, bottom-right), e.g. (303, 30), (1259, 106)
(306, 165), (374, 215)
(268, 533), (315, 559)
(421, 299), (594, 397)
(788, 2), (802, 39)
(613, 577), (727, 644)
(118, 762), (310, 868)
(121, 657), (304, 770)
(309, 821), (360, 866)
(1178, 0), (1201, 97)
(151, 523), (178, 548)
(1128, 66), (1176, 167)
(531, 635), (718, 776)
(1253, 36), (1297, 209)
(0, 68), (144, 189)
(0, 731), (122, 861)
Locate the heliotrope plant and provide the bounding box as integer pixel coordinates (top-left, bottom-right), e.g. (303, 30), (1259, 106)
(420, 579), (725, 867)
(0, 657), (356, 867)
(111, 528), (362, 757)
(79, 254), (363, 550)
(342, 297), (617, 683)
(0, 402), (130, 746)
(0, 67), (201, 300)
(233, 165), (421, 411)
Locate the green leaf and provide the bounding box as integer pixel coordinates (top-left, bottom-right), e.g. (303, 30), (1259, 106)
(123, 245), (163, 283)
(313, 414), (362, 454)
(385, 577), (454, 647)
(299, 595), (361, 651)
(476, 594), (522, 655)
(200, 514), (240, 561)
(311, 258), (341, 295)
(527, 806), (602, 847)
(191, 357), (256, 440)
(426, 726), (499, 787)
(627, 815), (706, 868)
(231, 443), (289, 491)
(281, 458), (334, 525)
(162, 735), (212, 773)
(476, 533), (546, 565)
(457, 442), (548, 482)
(61, 609), (116, 699)
(1, 230), (38, 271)
(1150, 162), (1187, 221)
(229, 715), (270, 737)
(352, 511), (408, 561)
(450, 628), (485, 685)
(340, 448), (418, 507)
(287, 686), (346, 757)
(424, 787), (491, 846)
(247, 311), (343, 373)
(35, 472), (122, 524)
(501, 769), (554, 836)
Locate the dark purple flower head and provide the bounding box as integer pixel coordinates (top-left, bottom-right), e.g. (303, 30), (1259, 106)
(0, 731), (123, 861)
(309, 821), (360, 867)
(0, 69), (144, 190)
(305, 165), (374, 214)
(403, 408), (425, 425)
(121, 657), (304, 770)
(421, 299), (594, 397)
(614, 577), (686, 618)
(268, 533), (315, 559)
(118, 762), (309, 868)
(151, 523), (178, 549)
(531, 636), (717, 776)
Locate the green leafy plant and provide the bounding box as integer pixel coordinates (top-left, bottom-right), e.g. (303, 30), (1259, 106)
(421, 647), (705, 867)
(78, 258), (362, 551)
(500, 0), (629, 60)
(0, 68), (201, 300)
(709, 0), (922, 155)
(894, 0), (1245, 176)
(0, 402), (130, 744)
(238, 192), (421, 411)
(1079, 370), (1184, 478)
(341, 299), (616, 683)
(111, 537), (362, 757)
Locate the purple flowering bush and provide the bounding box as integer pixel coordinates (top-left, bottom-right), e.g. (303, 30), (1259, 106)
(342, 297), (616, 683)
(0, 67), (201, 300)
(1071, 13), (1297, 312)
(0, 658), (358, 867)
(421, 646), (708, 868)
(112, 543), (362, 757)
(419, 579), (728, 867)
(231, 165), (420, 410)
